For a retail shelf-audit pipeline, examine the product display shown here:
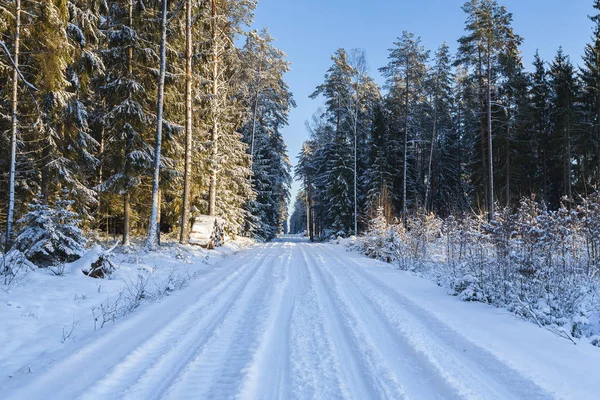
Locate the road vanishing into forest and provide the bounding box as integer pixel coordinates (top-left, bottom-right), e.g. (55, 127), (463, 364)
(5, 236), (600, 400)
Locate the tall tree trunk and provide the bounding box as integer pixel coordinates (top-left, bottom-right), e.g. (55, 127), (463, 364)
(353, 96), (359, 235)
(5, 0), (21, 249)
(457, 85), (464, 211)
(306, 181), (313, 241)
(487, 47), (495, 221)
(208, 0), (218, 216)
(250, 68), (262, 161)
(146, 0), (168, 249)
(477, 19), (487, 213)
(123, 192), (131, 245)
(566, 94), (573, 204)
(41, 146), (50, 204)
(425, 90), (438, 212)
(597, 79), (600, 186)
(402, 61), (409, 226)
(122, 0), (134, 245)
(505, 104), (511, 208)
(180, 0), (193, 244)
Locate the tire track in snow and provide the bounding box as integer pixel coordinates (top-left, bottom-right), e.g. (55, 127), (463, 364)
(79, 245), (272, 400)
(299, 245), (375, 400)
(287, 242), (346, 399)
(236, 241), (295, 400)
(319, 244), (554, 400)
(160, 243), (292, 400)
(5, 244), (272, 400)
(311, 247), (458, 400)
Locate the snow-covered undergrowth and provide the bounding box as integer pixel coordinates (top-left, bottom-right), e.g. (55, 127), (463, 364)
(341, 196), (600, 346)
(0, 237), (254, 379)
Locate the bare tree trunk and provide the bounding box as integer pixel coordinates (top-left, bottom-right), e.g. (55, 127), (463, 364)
(353, 100), (359, 236)
(41, 146), (50, 204)
(208, 0), (218, 216)
(180, 0), (193, 244)
(403, 61), (409, 226)
(146, 0), (168, 249)
(487, 48), (495, 221)
(123, 192), (131, 245)
(477, 26), (487, 213)
(5, 0), (21, 249)
(425, 90), (438, 212)
(309, 182), (315, 241)
(157, 187), (162, 245)
(122, 0), (134, 245)
(305, 186), (310, 237)
(566, 100), (573, 204)
(250, 69), (262, 161)
(506, 104), (511, 208)
(457, 84), (464, 210)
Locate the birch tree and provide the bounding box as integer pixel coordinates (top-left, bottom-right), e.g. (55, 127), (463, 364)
(146, 0), (168, 249)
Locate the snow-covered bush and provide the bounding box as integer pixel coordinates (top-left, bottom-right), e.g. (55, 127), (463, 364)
(1, 249), (35, 285)
(406, 211), (442, 261)
(12, 193), (87, 267)
(360, 207), (405, 264)
(345, 196), (600, 341)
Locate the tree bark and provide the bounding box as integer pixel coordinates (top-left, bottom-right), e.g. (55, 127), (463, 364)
(505, 104), (511, 208)
(146, 0), (168, 249)
(208, 0), (218, 216)
(5, 0), (21, 249)
(180, 0), (193, 244)
(487, 44), (495, 221)
(250, 66), (262, 161)
(566, 93), (573, 204)
(403, 59), (409, 226)
(425, 83), (438, 212)
(353, 89), (359, 235)
(122, 0), (134, 245)
(123, 192), (131, 246)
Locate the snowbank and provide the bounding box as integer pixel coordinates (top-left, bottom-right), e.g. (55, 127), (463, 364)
(0, 238), (254, 382)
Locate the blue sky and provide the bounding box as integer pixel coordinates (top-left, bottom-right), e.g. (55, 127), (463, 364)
(250, 0), (595, 216)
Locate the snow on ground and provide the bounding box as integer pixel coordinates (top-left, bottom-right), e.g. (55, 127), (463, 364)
(2, 235), (600, 399)
(0, 237), (254, 386)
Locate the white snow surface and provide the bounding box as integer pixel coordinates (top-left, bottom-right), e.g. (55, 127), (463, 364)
(2, 235), (600, 399)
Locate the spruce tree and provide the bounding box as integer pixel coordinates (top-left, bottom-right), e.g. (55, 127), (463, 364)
(97, 0), (156, 245)
(457, 0), (521, 220)
(380, 31), (429, 224)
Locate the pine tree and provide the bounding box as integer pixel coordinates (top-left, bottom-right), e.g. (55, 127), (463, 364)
(380, 31), (429, 224)
(424, 42), (455, 214)
(97, 0), (156, 245)
(580, 0), (600, 191)
(496, 30), (526, 207)
(528, 52), (551, 203)
(457, 0), (521, 220)
(289, 191), (307, 234)
(309, 50), (358, 236)
(238, 29), (294, 240)
(548, 48), (579, 207)
(364, 101), (398, 219)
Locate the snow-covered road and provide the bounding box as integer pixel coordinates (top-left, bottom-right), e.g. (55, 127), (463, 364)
(4, 236), (600, 399)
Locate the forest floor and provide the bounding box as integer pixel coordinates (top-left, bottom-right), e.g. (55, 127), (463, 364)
(2, 235), (600, 399)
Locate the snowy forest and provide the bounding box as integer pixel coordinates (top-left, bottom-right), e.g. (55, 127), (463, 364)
(288, 0), (600, 340)
(3, 0), (600, 396)
(292, 1), (600, 238)
(0, 0), (294, 261)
